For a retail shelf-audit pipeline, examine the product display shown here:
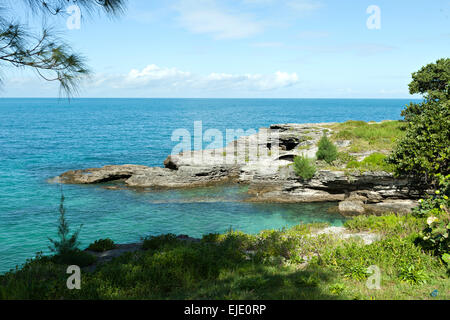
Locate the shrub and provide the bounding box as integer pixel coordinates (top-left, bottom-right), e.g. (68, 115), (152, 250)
(345, 263), (371, 280)
(316, 135), (338, 164)
(413, 174), (450, 258)
(142, 234), (180, 251)
(48, 191), (82, 255)
(255, 230), (298, 261)
(336, 152), (356, 163)
(413, 174), (450, 218)
(418, 214), (449, 258)
(87, 238), (117, 252)
(329, 283), (346, 295)
(442, 253), (450, 266)
(388, 58), (450, 182)
(293, 155), (316, 180)
(44, 191), (97, 268)
(51, 249), (96, 267)
(399, 264), (429, 285)
(201, 233), (221, 243)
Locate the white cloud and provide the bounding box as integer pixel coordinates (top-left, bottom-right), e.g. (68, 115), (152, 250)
(125, 64), (191, 85)
(174, 0), (263, 39)
(90, 64), (299, 92)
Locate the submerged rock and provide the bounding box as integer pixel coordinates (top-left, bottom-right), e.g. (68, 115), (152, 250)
(339, 200), (365, 215)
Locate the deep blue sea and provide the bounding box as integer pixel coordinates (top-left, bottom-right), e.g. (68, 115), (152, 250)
(0, 98), (415, 273)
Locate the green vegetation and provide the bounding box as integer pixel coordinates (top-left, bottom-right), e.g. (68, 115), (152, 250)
(49, 250), (96, 268)
(344, 214), (424, 237)
(142, 234), (181, 251)
(48, 192), (82, 256)
(46, 191), (96, 268)
(1, 214), (449, 300)
(316, 135), (338, 164)
(413, 174), (450, 260)
(293, 155), (316, 180)
(87, 239), (117, 252)
(1, 180), (449, 300)
(1, 59), (449, 301)
(388, 59), (450, 183)
(346, 153), (395, 173)
(327, 120), (406, 153)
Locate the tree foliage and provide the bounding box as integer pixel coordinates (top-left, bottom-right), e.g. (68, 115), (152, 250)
(316, 134), (338, 164)
(388, 58), (450, 183)
(293, 155), (316, 181)
(0, 0), (126, 96)
(48, 190), (82, 255)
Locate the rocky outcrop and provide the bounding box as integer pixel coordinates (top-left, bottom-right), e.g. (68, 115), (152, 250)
(59, 165), (237, 189)
(339, 200), (365, 215)
(57, 122), (423, 215)
(59, 165), (149, 184)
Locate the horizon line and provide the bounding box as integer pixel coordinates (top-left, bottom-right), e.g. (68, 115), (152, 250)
(0, 97), (420, 100)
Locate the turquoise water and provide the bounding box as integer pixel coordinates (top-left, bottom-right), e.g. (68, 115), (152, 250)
(0, 98), (414, 273)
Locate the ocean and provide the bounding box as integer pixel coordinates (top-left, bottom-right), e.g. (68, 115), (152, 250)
(0, 98), (414, 273)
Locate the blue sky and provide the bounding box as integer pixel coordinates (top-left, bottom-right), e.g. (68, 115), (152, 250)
(2, 0), (449, 98)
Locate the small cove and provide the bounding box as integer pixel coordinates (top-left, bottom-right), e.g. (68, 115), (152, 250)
(0, 98), (411, 273)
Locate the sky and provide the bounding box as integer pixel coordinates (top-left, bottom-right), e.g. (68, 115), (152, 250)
(1, 0), (449, 98)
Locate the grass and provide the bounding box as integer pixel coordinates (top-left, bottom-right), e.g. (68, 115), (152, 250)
(325, 120), (406, 153)
(344, 214), (424, 237)
(346, 153), (395, 173)
(0, 215), (448, 300)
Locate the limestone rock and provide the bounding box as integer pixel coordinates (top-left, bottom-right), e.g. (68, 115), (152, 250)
(59, 165), (149, 184)
(364, 200), (418, 215)
(338, 200), (365, 214)
(57, 122), (424, 211)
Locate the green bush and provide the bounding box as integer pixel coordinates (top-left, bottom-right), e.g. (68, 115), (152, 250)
(399, 264), (429, 285)
(316, 135), (338, 164)
(388, 58), (450, 182)
(142, 234), (180, 251)
(255, 230), (298, 261)
(51, 249), (96, 267)
(201, 233), (221, 243)
(413, 174), (450, 259)
(48, 192), (82, 255)
(347, 153), (394, 172)
(87, 238), (117, 252)
(46, 191), (95, 266)
(293, 155), (316, 180)
(328, 283), (346, 295)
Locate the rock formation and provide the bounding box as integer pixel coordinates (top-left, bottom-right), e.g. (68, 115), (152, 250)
(57, 122), (424, 215)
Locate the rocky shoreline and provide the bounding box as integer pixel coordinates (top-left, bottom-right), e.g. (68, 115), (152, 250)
(57, 122), (424, 215)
